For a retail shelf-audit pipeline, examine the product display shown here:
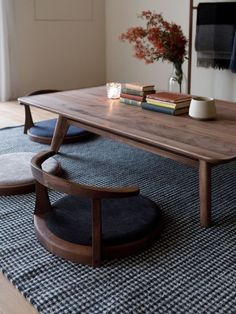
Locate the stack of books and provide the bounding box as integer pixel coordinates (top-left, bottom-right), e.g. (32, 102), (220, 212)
(142, 91), (192, 115)
(120, 83), (155, 106)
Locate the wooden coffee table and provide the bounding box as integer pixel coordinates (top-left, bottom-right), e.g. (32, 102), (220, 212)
(19, 86), (236, 227)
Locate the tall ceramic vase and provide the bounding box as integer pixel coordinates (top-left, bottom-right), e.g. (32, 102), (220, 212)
(168, 62), (187, 94)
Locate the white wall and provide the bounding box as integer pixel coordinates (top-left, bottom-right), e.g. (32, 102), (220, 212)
(14, 0), (105, 97)
(105, 0), (236, 101)
(12, 0), (236, 101)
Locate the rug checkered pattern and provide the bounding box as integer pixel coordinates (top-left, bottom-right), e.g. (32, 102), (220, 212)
(0, 126), (236, 314)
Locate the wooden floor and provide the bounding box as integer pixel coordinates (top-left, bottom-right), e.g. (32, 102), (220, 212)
(0, 100), (57, 129)
(0, 274), (38, 314)
(0, 100), (57, 314)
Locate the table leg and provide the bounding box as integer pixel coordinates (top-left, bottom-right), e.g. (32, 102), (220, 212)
(51, 115), (69, 153)
(199, 160), (212, 227)
(23, 104), (34, 134)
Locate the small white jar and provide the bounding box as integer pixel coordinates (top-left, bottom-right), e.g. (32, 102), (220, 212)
(189, 96), (216, 120)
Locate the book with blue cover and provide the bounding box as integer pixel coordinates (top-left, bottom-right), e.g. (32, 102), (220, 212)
(141, 102), (189, 115)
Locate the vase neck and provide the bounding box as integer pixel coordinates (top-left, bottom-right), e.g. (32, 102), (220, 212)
(168, 62), (187, 94)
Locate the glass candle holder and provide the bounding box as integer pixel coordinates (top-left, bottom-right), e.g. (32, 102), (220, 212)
(106, 82), (121, 99)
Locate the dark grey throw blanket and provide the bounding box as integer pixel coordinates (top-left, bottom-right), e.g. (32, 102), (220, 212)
(195, 2), (236, 72)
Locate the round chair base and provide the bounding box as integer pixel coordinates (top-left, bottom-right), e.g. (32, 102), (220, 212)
(0, 152), (60, 196)
(28, 118), (92, 145)
(34, 195), (162, 266)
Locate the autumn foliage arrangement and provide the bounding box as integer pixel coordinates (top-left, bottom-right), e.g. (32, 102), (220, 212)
(120, 11), (188, 92)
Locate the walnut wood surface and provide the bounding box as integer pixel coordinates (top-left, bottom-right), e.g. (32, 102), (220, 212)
(24, 104), (34, 134)
(92, 199), (102, 267)
(19, 86), (236, 228)
(19, 86), (236, 164)
(31, 150), (139, 199)
(23, 89), (60, 135)
(199, 161), (212, 227)
(32, 150), (158, 267)
(34, 214), (161, 266)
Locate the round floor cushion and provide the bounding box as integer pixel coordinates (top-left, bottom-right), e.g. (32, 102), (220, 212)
(45, 195), (161, 246)
(0, 152), (60, 195)
(28, 119), (90, 139)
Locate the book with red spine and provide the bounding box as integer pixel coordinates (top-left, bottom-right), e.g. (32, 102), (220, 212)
(120, 93), (145, 102)
(147, 91), (191, 103)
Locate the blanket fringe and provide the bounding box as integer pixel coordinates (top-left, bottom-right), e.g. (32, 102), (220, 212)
(197, 59), (230, 70)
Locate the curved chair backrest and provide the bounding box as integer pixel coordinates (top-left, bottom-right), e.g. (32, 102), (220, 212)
(31, 150), (140, 199)
(31, 150), (140, 267)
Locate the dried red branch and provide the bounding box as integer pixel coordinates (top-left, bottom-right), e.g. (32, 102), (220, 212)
(120, 11), (188, 65)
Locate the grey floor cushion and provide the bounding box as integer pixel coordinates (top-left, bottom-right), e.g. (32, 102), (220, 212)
(0, 152), (60, 194)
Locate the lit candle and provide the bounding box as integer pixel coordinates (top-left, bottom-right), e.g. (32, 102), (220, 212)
(106, 82), (121, 99)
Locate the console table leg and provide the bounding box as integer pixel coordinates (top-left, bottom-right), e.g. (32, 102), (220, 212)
(51, 115), (69, 153)
(199, 160), (212, 228)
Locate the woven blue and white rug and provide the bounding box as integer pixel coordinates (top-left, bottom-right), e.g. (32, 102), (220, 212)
(0, 126), (236, 314)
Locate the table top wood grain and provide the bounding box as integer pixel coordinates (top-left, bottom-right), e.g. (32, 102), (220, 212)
(19, 86), (236, 164)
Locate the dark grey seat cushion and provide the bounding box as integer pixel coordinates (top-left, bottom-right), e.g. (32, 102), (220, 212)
(29, 119), (88, 138)
(45, 195), (161, 246)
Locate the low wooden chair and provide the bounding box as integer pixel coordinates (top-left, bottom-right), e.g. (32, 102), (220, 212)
(22, 90), (91, 144)
(31, 151), (162, 267)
